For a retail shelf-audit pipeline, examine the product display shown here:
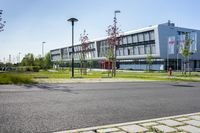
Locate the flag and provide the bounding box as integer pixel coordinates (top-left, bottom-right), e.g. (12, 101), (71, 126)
(189, 32), (197, 53)
(168, 36), (176, 54)
(178, 34), (185, 53)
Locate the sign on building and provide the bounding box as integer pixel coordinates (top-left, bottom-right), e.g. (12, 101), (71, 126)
(168, 36), (176, 54)
(189, 32), (197, 53)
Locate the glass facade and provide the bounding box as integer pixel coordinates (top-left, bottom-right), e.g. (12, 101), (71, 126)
(150, 31), (155, 40)
(51, 30), (156, 68)
(114, 30), (156, 56)
(127, 35), (132, 44)
(133, 35), (138, 43)
(138, 33), (144, 42)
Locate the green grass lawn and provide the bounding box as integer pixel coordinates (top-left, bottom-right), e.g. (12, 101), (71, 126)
(0, 69), (200, 84)
(0, 73), (35, 84)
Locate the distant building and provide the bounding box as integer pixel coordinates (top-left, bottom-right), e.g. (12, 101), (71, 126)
(50, 21), (200, 71)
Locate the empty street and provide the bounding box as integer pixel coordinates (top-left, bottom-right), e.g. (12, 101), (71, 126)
(0, 81), (200, 133)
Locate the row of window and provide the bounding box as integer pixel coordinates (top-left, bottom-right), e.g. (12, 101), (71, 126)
(65, 51), (96, 60)
(97, 30), (155, 47)
(120, 30), (155, 44)
(116, 44), (156, 56)
(72, 42), (95, 52)
(52, 55), (61, 61)
(51, 50), (61, 55)
(98, 44), (156, 57)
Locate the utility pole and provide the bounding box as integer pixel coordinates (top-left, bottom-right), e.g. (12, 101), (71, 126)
(42, 42), (46, 58)
(68, 18), (78, 78)
(113, 10), (120, 77)
(18, 52), (21, 64)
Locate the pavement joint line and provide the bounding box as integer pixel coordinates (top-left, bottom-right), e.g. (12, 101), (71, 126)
(53, 112), (200, 133)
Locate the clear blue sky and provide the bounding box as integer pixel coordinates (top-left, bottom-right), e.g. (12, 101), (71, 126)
(0, 0), (200, 63)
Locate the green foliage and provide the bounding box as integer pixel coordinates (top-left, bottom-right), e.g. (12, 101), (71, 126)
(20, 52), (52, 70)
(180, 32), (193, 75)
(0, 73), (35, 84)
(34, 58), (44, 68)
(146, 54), (153, 71)
(21, 53), (35, 66)
(106, 47), (114, 60)
(43, 52), (53, 69)
(180, 33), (193, 58)
(17, 66), (40, 72)
(1, 70), (200, 84)
(88, 59), (93, 70)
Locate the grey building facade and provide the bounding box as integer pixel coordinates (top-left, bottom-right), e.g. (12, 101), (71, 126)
(50, 22), (200, 71)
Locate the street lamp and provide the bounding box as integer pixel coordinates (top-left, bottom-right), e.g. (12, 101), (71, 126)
(42, 41), (46, 58)
(18, 52), (21, 64)
(113, 10), (120, 77)
(114, 10), (120, 30)
(68, 17), (78, 78)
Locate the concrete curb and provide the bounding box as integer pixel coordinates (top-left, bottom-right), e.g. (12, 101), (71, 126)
(34, 78), (157, 84)
(54, 112), (200, 133)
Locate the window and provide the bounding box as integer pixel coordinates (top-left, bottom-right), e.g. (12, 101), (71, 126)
(119, 39), (123, 45)
(127, 35), (132, 44)
(116, 49), (120, 56)
(144, 32), (150, 41)
(145, 45), (151, 54)
(123, 37), (127, 44)
(124, 47), (128, 56)
(133, 46), (139, 55)
(133, 35), (138, 43)
(138, 45), (144, 55)
(151, 44), (156, 54)
(92, 51), (95, 57)
(150, 31), (155, 40)
(119, 48), (123, 56)
(128, 47), (133, 55)
(90, 43), (94, 49)
(138, 33), (144, 42)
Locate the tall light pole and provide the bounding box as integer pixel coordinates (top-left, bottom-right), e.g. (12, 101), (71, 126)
(68, 18), (78, 78)
(113, 10), (120, 77)
(42, 41), (46, 58)
(18, 52), (21, 64)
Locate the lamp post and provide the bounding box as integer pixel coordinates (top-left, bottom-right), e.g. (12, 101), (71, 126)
(42, 41), (46, 58)
(18, 52), (21, 64)
(113, 10), (120, 77)
(68, 18), (78, 78)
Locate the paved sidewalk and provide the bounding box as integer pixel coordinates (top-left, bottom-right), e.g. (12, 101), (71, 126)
(34, 78), (155, 83)
(54, 112), (200, 133)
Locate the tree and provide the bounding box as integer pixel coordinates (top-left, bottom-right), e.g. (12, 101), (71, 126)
(0, 9), (6, 32)
(146, 54), (153, 72)
(80, 30), (89, 75)
(106, 20), (122, 77)
(34, 57), (44, 68)
(180, 32), (193, 75)
(88, 59), (93, 71)
(43, 52), (52, 69)
(21, 53), (35, 66)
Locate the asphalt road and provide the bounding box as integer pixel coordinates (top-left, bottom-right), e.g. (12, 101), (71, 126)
(0, 82), (200, 133)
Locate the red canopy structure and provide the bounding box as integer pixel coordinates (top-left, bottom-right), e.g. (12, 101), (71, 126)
(99, 60), (112, 69)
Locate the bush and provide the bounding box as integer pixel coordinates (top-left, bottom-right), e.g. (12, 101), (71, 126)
(0, 73), (35, 84)
(16, 66), (40, 72)
(32, 66), (40, 72)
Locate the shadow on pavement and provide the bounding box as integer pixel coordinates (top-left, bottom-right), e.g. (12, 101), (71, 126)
(19, 84), (78, 94)
(171, 84), (195, 87)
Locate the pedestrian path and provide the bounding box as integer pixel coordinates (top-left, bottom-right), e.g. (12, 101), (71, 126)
(54, 112), (200, 133)
(34, 78), (155, 83)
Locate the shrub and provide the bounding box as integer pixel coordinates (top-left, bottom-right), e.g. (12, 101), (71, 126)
(0, 73), (35, 84)
(16, 66), (40, 72)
